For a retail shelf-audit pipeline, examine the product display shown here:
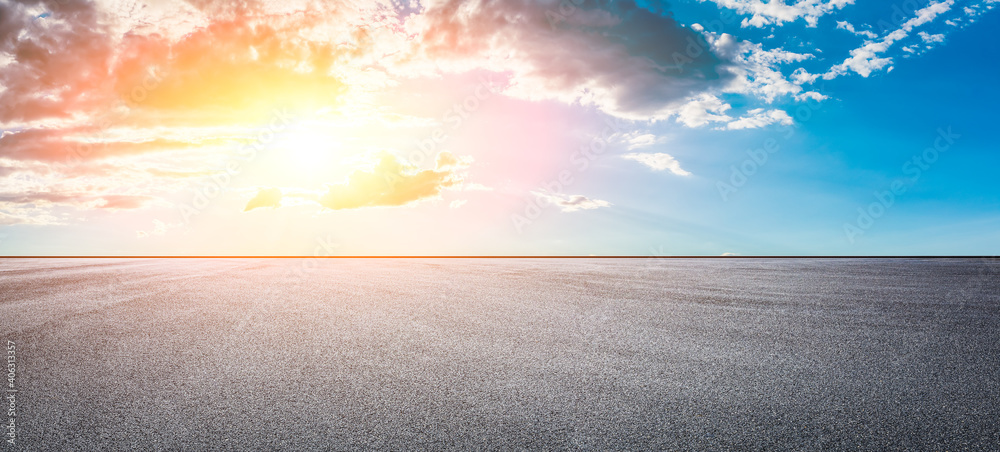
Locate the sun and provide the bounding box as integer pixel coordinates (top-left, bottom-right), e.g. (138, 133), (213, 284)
(278, 124), (340, 171)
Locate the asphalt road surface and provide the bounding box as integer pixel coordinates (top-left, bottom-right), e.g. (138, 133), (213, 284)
(1, 258), (998, 450)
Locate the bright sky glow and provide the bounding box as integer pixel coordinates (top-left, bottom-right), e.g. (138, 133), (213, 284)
(0, 0), (998, 255)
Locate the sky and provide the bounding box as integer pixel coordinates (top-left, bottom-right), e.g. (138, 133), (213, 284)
(0, 0), (997, 255)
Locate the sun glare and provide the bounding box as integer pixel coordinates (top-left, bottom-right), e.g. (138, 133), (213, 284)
(278, 125), (340, 171)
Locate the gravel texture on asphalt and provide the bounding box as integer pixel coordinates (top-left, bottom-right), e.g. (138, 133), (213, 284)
(1, 258), (998, 450)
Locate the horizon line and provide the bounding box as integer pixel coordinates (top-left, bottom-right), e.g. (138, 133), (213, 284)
(0, 255), (996, 259)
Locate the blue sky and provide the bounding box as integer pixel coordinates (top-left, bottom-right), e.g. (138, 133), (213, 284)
(0, 0), (997, 255)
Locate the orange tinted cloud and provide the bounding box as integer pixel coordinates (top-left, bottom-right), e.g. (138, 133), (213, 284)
(244, 187), (283, 211)
(0, 129), (199, 163)
(0, 0), (115, 124)
(112, 16), (348, 126)
(242, 151), (469, 212)
(318, 151), (465, 210)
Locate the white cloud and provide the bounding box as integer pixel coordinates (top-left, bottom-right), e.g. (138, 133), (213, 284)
(714, 38), (816, 102)
(940, 1), (998, 29)
(836, 21), (878, 39)
(532, 191), (611, 213)
(919, 31), (945, 43)
(622, 153), (692, 176)
(618, 133), (667, 150)
(706, 0), (855, 28)
(961, 1), (1000, 22)
(676, 94), (732, 127)
(725, 108), (794, 130)
(795, 91), (828, 102)
(825, 0), (955, 79)
(790, 68), (820, 85)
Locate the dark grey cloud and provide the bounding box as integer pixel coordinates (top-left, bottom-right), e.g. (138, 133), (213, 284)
(412, 0), (733, 118)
